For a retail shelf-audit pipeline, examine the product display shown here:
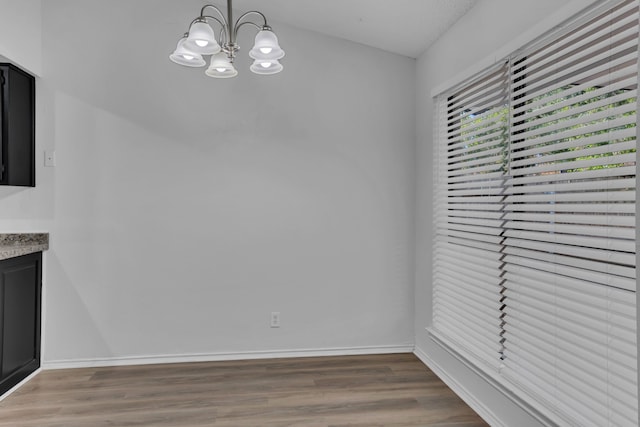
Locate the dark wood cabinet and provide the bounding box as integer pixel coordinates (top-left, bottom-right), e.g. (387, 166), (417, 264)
(0, 252), (41, 395)
(0, 63), (35, 187)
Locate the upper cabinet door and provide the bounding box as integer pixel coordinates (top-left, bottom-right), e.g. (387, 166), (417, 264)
(0, 64), (35, 187)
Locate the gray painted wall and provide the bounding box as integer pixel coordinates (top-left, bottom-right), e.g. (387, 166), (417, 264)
(0, 0), (41, 75)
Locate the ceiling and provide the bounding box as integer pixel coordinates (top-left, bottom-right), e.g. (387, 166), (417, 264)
(220, 0), (478, 58)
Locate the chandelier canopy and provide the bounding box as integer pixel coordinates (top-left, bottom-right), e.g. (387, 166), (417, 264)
(170, 0), (285, 78)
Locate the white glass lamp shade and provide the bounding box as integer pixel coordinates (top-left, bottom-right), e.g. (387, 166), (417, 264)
(205, 53), (238, 78)
(250, 58), (283, 75)
(184, 21), (221, 54)
(169, 37), (206, 67)
(249, 29), (284, 60)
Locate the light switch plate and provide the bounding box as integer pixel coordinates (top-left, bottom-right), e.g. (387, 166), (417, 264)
(44, 150), (56, 167)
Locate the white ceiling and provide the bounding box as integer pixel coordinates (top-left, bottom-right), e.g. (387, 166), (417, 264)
(225, 0), (478, 58)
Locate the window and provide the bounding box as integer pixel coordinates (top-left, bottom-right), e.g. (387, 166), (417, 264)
(431, 1), (638, 426)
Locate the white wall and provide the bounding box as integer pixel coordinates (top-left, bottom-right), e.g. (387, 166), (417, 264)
(0, 0), (42, 75)
(0, 0), (416, 365)
(414, 0), (596, 426)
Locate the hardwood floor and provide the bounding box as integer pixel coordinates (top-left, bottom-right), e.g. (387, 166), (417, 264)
(0, 353), (488, 427)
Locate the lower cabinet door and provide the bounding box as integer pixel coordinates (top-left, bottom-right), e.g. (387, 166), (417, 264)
(0, 252), (41, 395)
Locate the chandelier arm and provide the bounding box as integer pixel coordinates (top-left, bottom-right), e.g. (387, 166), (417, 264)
(200, 4), (228, 27)
(234, 21), (262, 39)
(233, 11), (268, 40)
(218, 27), (227, 45)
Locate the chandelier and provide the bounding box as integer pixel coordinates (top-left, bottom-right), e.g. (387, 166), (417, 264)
(169, 0), (285, 78)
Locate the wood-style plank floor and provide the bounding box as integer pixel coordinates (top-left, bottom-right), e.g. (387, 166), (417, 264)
(0, 353), (488, 427)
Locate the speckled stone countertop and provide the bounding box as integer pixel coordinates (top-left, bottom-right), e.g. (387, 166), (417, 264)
(0, 233), (49, 261)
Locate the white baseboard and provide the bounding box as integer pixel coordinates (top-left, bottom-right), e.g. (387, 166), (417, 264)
(413, 346), (505, 427)
(43, 344), (414, 370)
(0, 368), (42, 402)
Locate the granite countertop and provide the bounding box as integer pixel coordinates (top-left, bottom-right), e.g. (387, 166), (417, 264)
(0, 233), (49, 261)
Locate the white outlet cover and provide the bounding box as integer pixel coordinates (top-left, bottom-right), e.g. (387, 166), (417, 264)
(270, 312), (280, 328)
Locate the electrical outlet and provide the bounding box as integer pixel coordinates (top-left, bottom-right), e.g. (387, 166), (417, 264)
(270, 311), (280, 328)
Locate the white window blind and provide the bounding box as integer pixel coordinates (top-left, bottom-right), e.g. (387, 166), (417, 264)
(433, 62), (509, 372)
(431, 1), (638, 426)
